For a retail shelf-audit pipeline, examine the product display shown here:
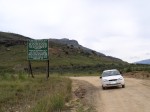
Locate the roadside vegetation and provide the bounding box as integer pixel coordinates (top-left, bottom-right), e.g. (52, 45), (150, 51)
(1, 32), (150, 76)
(1, 32), (150, 112)
(1, 44), (150, 76)
(0, 73), (72, 112)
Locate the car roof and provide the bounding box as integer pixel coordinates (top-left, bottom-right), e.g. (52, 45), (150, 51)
(103, 69), (118, 72)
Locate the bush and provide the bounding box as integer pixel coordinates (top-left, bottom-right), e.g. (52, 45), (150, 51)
(124, 67), (132, 73)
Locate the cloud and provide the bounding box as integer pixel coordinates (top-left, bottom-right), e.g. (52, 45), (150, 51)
(0, 0), (150, 63)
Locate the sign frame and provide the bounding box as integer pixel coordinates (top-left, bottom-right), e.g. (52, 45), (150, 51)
(27, 39), (49, 61)
(27, 39), (50, 79)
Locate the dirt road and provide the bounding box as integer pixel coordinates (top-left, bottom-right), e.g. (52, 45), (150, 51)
(71, 77), (150, 112)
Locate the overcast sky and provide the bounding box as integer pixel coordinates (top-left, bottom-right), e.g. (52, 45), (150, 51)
(0, 0), (150, 63)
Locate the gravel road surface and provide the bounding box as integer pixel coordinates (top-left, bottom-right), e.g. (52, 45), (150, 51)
(71, 77), (150, 112)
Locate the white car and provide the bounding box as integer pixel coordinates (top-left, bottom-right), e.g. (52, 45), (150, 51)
(100, 69), (125, 90)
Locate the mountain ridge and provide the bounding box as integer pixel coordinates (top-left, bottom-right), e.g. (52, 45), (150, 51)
(135, 59), (150, 65)
(0, 31), (123, 62)
(48, 38), (123, 62)
(0, 31), (127, 74)
(49, 38), (105, 56)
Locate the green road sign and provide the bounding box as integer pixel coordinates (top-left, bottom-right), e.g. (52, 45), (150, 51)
(28, 39), (49, 60)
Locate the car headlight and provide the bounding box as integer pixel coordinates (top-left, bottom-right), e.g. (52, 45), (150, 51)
(103, 79), (108, 82)
(118, 77), (123, 80)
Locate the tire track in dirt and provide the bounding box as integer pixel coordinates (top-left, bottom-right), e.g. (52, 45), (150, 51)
(71, 76), (150, 112)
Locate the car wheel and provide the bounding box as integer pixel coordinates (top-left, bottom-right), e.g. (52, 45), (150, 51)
(122, 85), (125, 88)
(102, 86), (106, 90)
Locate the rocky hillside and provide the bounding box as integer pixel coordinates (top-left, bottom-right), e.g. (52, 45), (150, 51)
(49, 38), (122, 62)
(0, 31), (30, 47)
(49, 38), (105, 56)
(0, 32), (127, 74)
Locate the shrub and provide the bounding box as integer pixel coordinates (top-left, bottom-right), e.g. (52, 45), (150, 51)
(125, 67), (132, 73)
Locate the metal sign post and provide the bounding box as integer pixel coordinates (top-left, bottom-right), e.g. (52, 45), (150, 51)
(27, 39), (49, 79)
(28, 60), (34, 78)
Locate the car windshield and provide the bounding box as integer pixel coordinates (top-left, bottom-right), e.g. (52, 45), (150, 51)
(102, 70), (120, 77)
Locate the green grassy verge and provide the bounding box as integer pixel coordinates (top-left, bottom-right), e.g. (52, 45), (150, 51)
(0, 73), (72, 112)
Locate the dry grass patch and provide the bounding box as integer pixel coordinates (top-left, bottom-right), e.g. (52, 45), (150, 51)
(0, 73), (72, 112)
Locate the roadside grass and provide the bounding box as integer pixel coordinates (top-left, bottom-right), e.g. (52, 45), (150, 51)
(0, 73), (72, 112)
(31, 93), (65, 112)
(61, 73), (100, 77)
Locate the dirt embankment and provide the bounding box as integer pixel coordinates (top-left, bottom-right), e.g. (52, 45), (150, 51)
(70, 76), (150, 112)
(124, 71), (150, 79)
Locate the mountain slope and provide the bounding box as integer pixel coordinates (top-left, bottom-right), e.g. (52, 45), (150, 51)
(0, 31), (30, 47)
(49, 38), (106, 56)
(135, 59), (150, 65)
(0, 32), (127, 74)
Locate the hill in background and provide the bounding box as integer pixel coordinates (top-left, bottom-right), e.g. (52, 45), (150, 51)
(134, 59), (150, 65)
(0, 31), (127, 74)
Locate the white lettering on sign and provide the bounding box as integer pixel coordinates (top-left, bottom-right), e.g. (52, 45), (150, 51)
(27, 40), (49, 60)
